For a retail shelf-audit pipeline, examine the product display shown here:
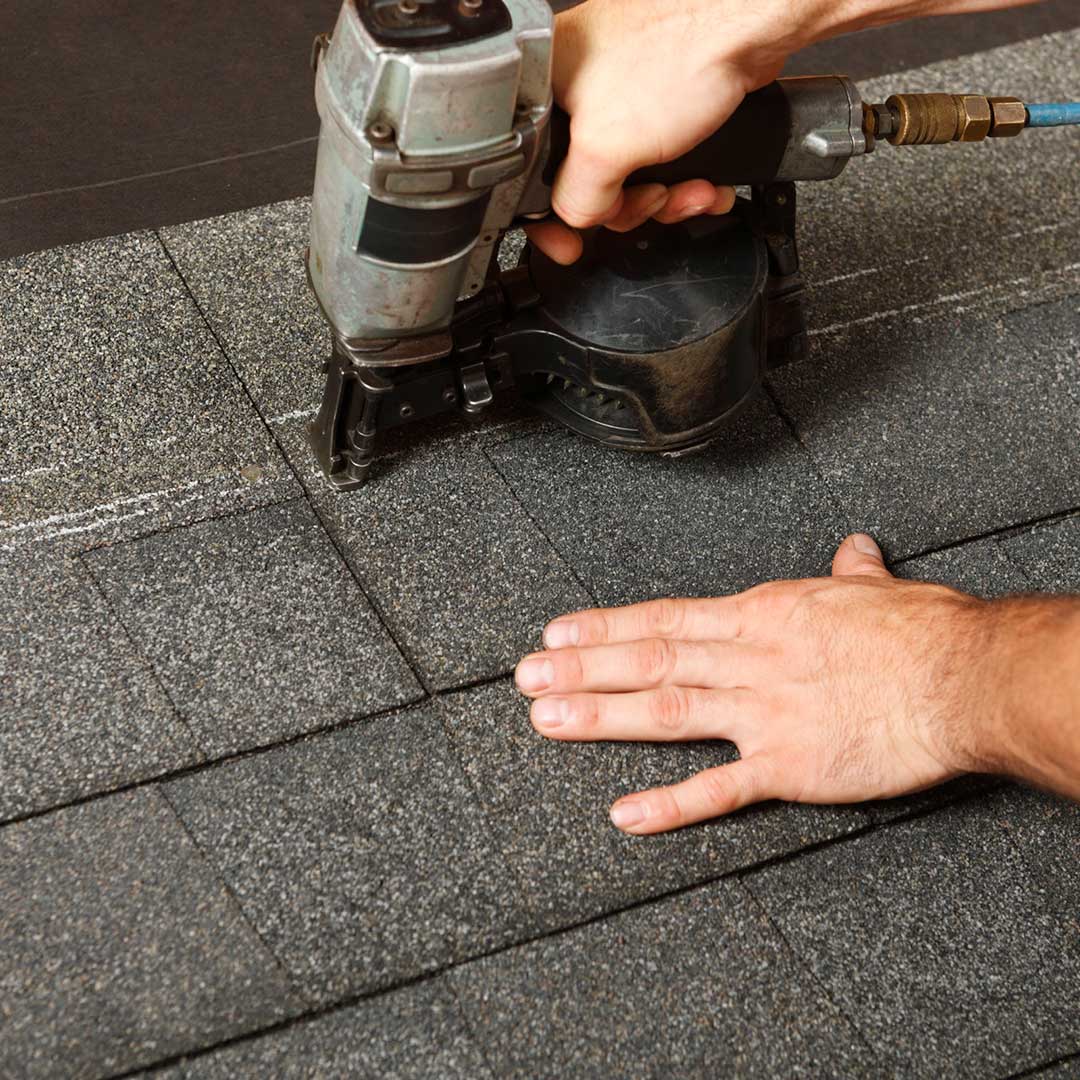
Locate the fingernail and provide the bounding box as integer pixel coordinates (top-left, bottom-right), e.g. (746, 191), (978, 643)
(516, 656), (555, 693)
(852, 533), (881, 556)
(532, 697), (568, 729)
(543, 619), (579, 649)
(610, 799), (646, 829)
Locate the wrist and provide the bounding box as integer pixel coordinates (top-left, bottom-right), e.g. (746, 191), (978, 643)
(969, 596), (1080, 791)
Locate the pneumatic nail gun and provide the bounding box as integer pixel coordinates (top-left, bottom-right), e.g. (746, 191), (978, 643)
(304, 0), (1078, 488)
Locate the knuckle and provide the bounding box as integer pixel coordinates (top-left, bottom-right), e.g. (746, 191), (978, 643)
(560, 649), (585, 688)
(576, 694), (602, 732)
(698, 767), (738, 812)
(651, 787), (685, 827)
(633, 638), (676, 685)
(643, 597), (684, 638)
(651, 685), (691, 733)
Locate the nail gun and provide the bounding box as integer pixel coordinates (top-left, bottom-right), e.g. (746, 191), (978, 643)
(304, 0), (1078, 488)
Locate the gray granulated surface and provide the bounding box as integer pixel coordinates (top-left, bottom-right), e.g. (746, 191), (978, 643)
(164, 706), (526, 1003)
(797, 31), (1080, 339)
(744, 792), (1080, 1078)
(439, 679), (868, 927)
(1000, 514), (1080, 592)
(993, 783), (1080, 922)
(160, 200), (325, 421)
(0, 789), (300, 1079)
(0, 547), (199, 822)
(769, 297), (1080, 559)
(84, 499), (421, 756)
(173, 980), (492, 1079)
(448, 877), (876, 1079)
(895, 534), (1032, 597)
(0, 232), (297, 553)
(274, 418), (592, 691)
(487, 395), (853, 607)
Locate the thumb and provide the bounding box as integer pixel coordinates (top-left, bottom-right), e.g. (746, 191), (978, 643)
(831, 532), (893, 579)
(551, 130), (630, 229)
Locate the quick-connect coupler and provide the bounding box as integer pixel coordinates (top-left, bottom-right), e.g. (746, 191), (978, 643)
(863, 93), (1080, 149)
(863, 94), (1026, 147)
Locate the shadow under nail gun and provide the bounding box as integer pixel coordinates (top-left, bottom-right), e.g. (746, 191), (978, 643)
(304, 0), (1078, 488)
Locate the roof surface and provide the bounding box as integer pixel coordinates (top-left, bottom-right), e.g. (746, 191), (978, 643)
(1, 28), (1079, 1080)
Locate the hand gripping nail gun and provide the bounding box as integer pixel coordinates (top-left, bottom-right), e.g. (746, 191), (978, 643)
(304, 0), (1077, 488)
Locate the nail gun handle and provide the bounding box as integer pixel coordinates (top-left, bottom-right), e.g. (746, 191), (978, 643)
(541, 76), (862, 207)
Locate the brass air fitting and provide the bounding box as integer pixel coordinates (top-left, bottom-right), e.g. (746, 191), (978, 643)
(863, 94), (1027, 146)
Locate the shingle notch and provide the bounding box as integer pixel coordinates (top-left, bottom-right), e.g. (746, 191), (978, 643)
(439, 678), (868, 929)
(744, 789), (1080, 1078)
(84, 499), (423, 757)
(0, 547), (199, 822)
(167, 978), (493, 1079)
(163, 705), (528, 1003)
(448, 876), (876, 1078)
(275, 420), (593, 691)
(486, 395), (852, 607)
(0, 788), (301, 1080)
(0, 231), (296, 553)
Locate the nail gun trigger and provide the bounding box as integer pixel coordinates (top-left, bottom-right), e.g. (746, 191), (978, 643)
(459, 361), (494, 414)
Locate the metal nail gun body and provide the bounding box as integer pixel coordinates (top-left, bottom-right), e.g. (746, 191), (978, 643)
(305, 0), (1062, 488)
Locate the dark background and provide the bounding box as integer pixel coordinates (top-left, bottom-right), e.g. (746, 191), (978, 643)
(2, 0), (1077, 259)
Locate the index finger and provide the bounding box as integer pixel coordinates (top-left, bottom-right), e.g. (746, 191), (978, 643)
(542, 596), (745, 650)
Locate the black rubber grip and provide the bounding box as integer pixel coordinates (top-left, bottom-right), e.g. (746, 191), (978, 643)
(544, 81), (793, 190)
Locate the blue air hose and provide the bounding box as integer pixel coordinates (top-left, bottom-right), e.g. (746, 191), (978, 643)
(1025, 102), (1080, 128)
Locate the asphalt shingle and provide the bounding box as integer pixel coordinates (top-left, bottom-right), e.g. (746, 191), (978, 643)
(0, 232), (297, 554)
(172, 980), (492, 1079)
(0, 789), (300, 1079)
(275, 418), (592, 690)
(895, 534), (1032, 597)
(448, 876), (875, 1079)
(440, 679), (868, 928)
(486, 396), (852, 607)
(993, 783), (1080, 923)
(163, 707), (525, 1003)
(160, 200), (324, 422)
(83, 499), (421, 757)
(1000, 514), (1080, 592)
(0, 548), (199, 822)
(769, 295), (1080, 559)
(743, 791), (1080, 1078)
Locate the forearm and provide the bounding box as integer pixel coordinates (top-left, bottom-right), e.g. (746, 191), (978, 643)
(976, 596), (1080, 799)
(792, 0), (1044, 53)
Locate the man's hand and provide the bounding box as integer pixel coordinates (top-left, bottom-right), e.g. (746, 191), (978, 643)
(525, 0), (801, 264)
(526, 0), (1045, 265)
(515, 533), (1080, 834)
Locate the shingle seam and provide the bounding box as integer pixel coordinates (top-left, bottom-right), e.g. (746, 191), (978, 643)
(761, 380), (857, 533)
(98, 791), (988, 1080)
(480, 441), (600, 607)
(153, 229), (434, 696)
(0, 694), (435, 832)
(97, 837), (862, 1080)
(73, 492), (304, 557)
(78, 551), (208, 761)
(892, 506), (1080, 568)
(734, 878), (883, 1063)
(155, 782), (316, 1012)
(1002, 1048), (1080, 1080)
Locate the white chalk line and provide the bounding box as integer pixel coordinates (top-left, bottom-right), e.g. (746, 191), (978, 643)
(0, 474), (276, 552)
(810, 262), (1080, 338)
(811, 220), (1075, 292)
